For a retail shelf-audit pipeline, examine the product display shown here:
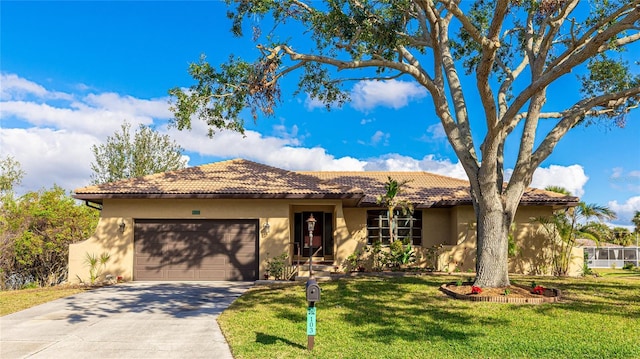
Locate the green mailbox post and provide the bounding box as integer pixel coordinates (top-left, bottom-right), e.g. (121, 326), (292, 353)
(306, 278), (320, 349)
(305, 214), (320, 350)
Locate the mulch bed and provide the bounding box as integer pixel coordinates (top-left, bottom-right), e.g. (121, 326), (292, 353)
(440, 283), (561, 304)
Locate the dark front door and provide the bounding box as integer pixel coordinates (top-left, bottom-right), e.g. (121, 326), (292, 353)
(294, 212), (333, 258)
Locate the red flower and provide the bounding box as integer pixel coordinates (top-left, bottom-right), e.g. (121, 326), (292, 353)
(532, 285), (545, 295)
(471, 286), (482, 294)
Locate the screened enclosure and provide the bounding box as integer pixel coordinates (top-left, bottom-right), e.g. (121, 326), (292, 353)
(583, 246), (639, 268)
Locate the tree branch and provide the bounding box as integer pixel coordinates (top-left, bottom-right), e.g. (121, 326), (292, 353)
(477, 0), (509, 132)
(531, 87), (640, 168)
(439, 0), (499, 49)
(548, 2), (640, 71)
(500, 6), (640, 134)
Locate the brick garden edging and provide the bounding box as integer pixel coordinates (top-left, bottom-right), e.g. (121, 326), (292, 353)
(439, 283), (561, 304)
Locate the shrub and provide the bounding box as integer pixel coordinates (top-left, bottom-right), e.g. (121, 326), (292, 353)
(265, 252), (288, 280)
(581, 253), (593, 276)
(386, 239), (416, 268)
(346, 249), (363, 272)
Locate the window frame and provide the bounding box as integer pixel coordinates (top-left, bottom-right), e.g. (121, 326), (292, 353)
(366, 209), (422, 246)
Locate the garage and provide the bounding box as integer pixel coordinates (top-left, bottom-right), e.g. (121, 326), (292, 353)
(133, 219), (258, 281)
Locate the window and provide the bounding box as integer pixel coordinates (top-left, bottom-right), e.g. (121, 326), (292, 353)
(367, 210), (422, 246)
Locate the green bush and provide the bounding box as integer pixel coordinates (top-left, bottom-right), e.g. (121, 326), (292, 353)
(265, 253), (288, 280)
(582, 253), (593, 276)
(1, 186), (99, 289)
(386, 239), (416, 268)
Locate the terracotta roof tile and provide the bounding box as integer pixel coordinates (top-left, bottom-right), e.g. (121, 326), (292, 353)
(300, 171), (577, 207)
(74, 159), (363, 200)
(74, 158), (578, 207)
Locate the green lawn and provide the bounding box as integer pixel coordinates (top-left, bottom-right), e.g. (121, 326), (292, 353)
(0, 286), (89, 316)
(218, 274), (640, 359)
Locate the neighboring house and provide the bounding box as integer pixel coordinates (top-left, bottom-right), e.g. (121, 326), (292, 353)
(70, 158), (581, 282)
(577, 238), (640, 269)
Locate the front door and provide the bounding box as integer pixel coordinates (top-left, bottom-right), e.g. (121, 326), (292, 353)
(293, 212), (333, 258)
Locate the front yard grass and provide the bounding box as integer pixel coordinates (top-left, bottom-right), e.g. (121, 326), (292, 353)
(218, 274), (640, 359)
(0, 285), (89, 316)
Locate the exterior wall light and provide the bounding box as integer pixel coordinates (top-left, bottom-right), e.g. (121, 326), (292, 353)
(119, 219), (126, 233)
(262, 221), (271, 236)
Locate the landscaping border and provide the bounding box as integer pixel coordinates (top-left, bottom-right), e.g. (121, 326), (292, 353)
(439, 283), (561, 304)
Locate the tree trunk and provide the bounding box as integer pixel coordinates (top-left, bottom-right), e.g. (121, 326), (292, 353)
(474, 199), (511, 288)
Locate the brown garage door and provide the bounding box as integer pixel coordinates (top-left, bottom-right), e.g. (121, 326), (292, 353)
(134, 219), (258, 281)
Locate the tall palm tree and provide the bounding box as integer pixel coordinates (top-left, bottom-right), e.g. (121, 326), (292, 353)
(632, 211), (640, 234)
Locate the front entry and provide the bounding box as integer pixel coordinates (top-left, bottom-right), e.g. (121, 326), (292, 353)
(293, 212), (334, 258)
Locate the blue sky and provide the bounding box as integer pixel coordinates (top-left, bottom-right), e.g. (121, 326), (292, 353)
(1, 1), (639, 227)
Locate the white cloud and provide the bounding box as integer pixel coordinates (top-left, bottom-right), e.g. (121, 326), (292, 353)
(271, 122), (301, 145)
(303, 94), (325, 111)
(528, 164), (589, 197)
(83, 93), (171, 119)
(608, 196), (640, 226)
(350, 79), (427, 112)
(426, 122), (447, 140)
(370, 130), (390, 146)
(0, 73), (72, 101)
(364, 153), (467, 178)
(609, 167), (640, 192)
(0, 127), (99, 193)
(165, 120), (366, 171)
(1, 92), (171, 140)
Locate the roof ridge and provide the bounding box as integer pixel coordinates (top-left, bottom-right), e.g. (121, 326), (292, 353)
(300, 170), (471, 183)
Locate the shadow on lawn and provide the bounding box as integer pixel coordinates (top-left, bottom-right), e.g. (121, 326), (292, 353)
(521, 278), (640, 319)
(237, 274), (640, 348)
(237, 276), (486, 344)
(331, 276), (490, 343)
(255, 332), (306, 349)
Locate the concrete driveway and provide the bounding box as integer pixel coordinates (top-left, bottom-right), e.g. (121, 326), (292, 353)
(1, 282), (252, 359)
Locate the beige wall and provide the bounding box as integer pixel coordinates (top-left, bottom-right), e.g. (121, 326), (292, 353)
(69, 217), (134, 283)
(334, 208), (367, 270)
(432, 205), (583, 277)
(69, 198), (350, 282)
(69, 198), (581, 282)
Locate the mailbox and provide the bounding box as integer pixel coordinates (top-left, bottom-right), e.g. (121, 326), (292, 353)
(306, 279), (321, 303)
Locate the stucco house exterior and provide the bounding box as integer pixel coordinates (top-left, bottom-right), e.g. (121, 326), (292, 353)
(69, 158), (582, 283)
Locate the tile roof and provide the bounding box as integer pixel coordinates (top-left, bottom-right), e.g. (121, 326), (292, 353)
(575, 238), (628, 248)
(73, 159), (363, 201)
(301, 171), (577, 207)
(73, 158), (578, 207)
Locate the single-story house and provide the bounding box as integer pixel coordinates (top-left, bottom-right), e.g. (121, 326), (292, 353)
(70, 158), (582, 282)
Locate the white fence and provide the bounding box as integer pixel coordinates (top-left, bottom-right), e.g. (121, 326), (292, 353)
(583, 246), (639, 268)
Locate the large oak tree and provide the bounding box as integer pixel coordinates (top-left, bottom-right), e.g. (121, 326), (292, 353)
(169, 0), (640, 287)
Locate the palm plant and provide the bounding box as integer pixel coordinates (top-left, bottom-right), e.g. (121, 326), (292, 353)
(632, 211), (640, 233)
(376, 177), (414, 244)
(534, 187), (616, 276)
